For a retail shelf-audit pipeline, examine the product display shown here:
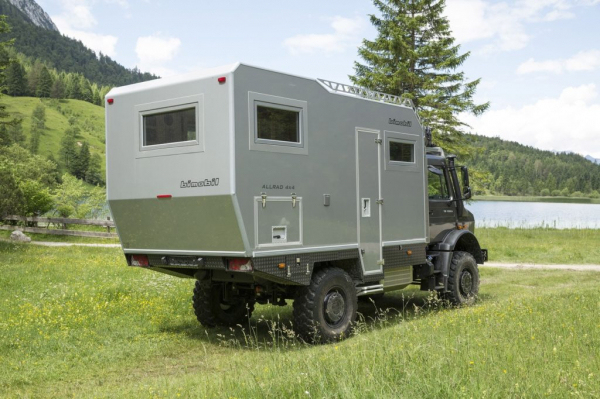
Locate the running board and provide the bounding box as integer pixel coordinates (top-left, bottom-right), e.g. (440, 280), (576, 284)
(356, 284), (384, 297)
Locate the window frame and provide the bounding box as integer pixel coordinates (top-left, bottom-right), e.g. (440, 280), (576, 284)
(248, 92), (308, 155)
(384, 130), (420, 172)
(140, 103), (199, 151)
(134, 94), (204, 159)
(427, 166), (453, 201)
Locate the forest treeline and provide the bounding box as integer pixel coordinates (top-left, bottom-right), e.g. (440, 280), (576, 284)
(465, 134), (600, 198)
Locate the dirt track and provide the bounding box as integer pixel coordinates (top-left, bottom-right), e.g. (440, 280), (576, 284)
(483, 262), (600, 272)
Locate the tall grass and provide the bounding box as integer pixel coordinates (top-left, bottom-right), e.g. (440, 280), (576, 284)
(1, 242), (599, 397)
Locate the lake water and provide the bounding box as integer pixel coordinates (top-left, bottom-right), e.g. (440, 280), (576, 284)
(466, 201), (600, 229)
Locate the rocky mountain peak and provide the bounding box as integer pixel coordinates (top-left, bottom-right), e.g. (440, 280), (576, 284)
(7, 0), (58, 31)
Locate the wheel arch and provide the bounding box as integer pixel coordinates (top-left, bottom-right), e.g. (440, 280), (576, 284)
(433, 229), (484, 264)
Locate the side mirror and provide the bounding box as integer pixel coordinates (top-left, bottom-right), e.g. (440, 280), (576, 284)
(461, 166), (472, 199)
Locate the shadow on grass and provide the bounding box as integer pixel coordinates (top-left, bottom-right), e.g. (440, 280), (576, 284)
(158, 289), (483, 350)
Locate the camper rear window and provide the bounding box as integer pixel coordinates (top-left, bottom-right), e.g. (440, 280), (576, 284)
(256, 105), (300, 143)
(143, 107), (196, 147)
(389, 141), (414, 163)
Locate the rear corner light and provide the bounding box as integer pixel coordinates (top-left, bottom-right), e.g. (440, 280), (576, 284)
(228, 258), (253, 272)
(131, 255), (149, 267)
(218, 76), (226, 84)
(107, 98), (114, 105)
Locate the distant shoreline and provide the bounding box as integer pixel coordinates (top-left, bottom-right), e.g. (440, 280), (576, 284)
(473, 195), (600, 204)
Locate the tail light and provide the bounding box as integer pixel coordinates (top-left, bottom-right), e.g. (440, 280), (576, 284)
(228, 258), (253, 272)
(131, 255), (149, 267)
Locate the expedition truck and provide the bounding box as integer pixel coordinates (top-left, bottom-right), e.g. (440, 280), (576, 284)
(105, 63), (487, 343)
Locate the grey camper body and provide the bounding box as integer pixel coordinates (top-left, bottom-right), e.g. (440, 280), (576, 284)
(106, 63), (484, 341)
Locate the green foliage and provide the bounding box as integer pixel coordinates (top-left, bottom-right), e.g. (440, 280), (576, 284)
(18, 179), (53, 216)
(35, 65), (52, 97)
(85, 153), (104, 185)
(351, 0), (488, 157)
(0, 144), (58, 216)
(465, 134), (600, 197)
(5, 60), (26, 95)
(52, 173), (106, 218)
(71, 141), (90, 179)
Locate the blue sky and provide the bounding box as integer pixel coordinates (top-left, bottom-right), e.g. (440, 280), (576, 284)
(37, 0), (600, 158)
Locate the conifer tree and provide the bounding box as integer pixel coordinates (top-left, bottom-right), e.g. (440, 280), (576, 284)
(79, 75), (93, 103)
(351, 0), (489, 155)
(51, 74), (66, 98)
(71, 141), (90, 179)
(5, 61), (27, 96)
(36, 66), (53, 97)
(60, 128), (78, 171)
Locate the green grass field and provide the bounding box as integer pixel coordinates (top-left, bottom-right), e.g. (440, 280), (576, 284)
(1, 241), (598, 398)
(477, 227), (600, 264)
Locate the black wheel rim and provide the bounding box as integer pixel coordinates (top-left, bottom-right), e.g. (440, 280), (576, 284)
(323, 288), (346, 326)
(459, 270), (474, 296)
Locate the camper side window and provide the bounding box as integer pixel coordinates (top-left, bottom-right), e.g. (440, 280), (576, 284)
(256, 105), (300, 143)
(389, 141), (414, 163)
(142, 106), (197, 147)
(249, 92), (308, 155)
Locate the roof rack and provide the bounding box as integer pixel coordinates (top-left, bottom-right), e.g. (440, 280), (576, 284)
(317, 79), (416, 110)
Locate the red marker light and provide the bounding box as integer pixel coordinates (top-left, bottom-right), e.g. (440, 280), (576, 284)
(107, 98), (114, 104)
(157, 194), (172, 199)
(218, 77), (226, 84)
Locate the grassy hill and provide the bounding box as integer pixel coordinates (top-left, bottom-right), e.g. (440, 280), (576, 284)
(4, 96), (106, 172)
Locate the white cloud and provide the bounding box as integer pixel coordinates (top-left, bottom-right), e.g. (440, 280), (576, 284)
(283, 16), (366, 55)
(135, 35), (181, 77)
(445, 0), (598, 52)
(51, 0), (124, 57)
(462, 84), (600, 158)
(517, 50), (600, 74)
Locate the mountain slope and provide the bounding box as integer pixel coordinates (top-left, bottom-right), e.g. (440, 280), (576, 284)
(4, 96), (106, 172)
(0, 0), (157, 87)
(7, 0), (57, 31)
(585, 155), (600, 165)
(465, 134), (600, 196)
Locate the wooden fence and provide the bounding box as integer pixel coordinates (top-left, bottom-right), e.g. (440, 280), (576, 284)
(0, 216), (117, 239)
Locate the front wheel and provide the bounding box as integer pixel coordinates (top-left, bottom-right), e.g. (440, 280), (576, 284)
(442, 251), (480, 305)
(293, 268), (357, 343)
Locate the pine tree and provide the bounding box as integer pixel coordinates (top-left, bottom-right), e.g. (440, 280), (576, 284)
(29, 124), (40, 154)
(36, 66), (53, 97)
(85, 153), (104, 185)
(67, 74), (82, 99)
(60, 128), (78, 171)
(27, 59), (44, 96)
(50, 73), (66, 98)
(0, 16), (19, 129)
(5, 61), (27, 96)
(31, 103), (46, 130)
(79, 76), (93, 103)
(8, 120), (25, 146)
(71, 141), (90, 179)
(351, 0), (489, 155)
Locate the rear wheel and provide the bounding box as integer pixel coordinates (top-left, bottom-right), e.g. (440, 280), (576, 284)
(442, 251), (479, 305)
(192, 281), (255, 327)
(293, 268), (357, 343)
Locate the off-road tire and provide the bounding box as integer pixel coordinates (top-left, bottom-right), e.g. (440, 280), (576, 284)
(293, 267), (357, 343)
(442, 251), (479, 305)
(192, 280), (255, 327)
